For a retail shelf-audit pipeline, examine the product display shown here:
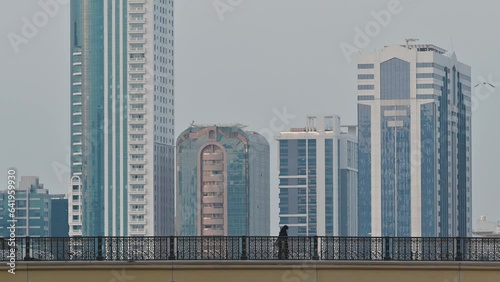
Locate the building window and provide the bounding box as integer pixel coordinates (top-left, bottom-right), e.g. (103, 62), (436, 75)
(358, 64), (374, 69)
(358, 74), (374, 79)
(358, 85), (374, 90)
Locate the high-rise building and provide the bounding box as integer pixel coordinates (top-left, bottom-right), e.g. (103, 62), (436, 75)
(357, 43), (472, 237)
(276, 115), (358, 236)
(68, 0), (175, 236)
(0, 177), (51, 237)
(176, 125), (270, 236)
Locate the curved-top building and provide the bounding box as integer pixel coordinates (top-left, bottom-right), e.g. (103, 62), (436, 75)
(176, 125), (270, 236)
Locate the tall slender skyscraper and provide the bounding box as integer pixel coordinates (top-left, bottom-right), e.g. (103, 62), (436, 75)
(276, 115), (358, 236)
(357, 43), (472, 237)
(68, 0), (175, 236)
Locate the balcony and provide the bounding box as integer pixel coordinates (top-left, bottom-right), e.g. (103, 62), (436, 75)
(70, 230), (83, 236)
(129, 188), (147, 194)
(203, 164), (224, 171)
(203, 174), (224, 182)
(129, 88), (146, 94)
(129, 208), (146, 215)
(128, 35), (146, 43)
(130, 78), (146, 84)
(129, 57), (146, 64)
(130, 168), (147, 175)
(129, 128), (146, 135)
(203, 197), (224, 204)
(129, 98), (146, 105)
(129, 0), (146, 3)
(202, 218), (224, 225)
(203, 153), (223, 161)
(129, 178), (147, 185)
(128, 18), (146, 24)
(202, 207), (224, 215)
(129, 108), (146, 115)
(130, 118), (146, 125)
(130, 148), (147, 155)
(129, 7), (146, 13)
(129, 47), (145, 54)
(129, 138), (146, 145)
(202, 185), (223, 193)
(129, 159), (146, 166)
(129, 228), (147, 235)
(71, 190), (82, 196)
(129, 198), (147, 205)
(130, 218), (147, 224)
(129, 67), (145, 74)
(129, 27), (146, 33)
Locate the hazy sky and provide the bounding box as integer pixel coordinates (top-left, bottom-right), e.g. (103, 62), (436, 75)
(1, 0), (499, 232)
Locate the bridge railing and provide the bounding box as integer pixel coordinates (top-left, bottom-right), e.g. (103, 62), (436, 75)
(0, 236), (499, 261)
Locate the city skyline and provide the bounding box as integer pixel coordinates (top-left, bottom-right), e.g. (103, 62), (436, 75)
(1, 0), (499, 233)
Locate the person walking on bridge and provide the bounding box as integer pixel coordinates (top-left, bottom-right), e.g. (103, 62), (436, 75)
(277, 225), (289, 259)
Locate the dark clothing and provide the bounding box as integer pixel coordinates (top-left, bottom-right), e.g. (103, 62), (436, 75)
(277, 226), (289, 259)
(279, 228), (288, 237)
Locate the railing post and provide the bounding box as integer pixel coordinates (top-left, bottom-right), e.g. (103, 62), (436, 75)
(168, 236), (176, 260)
(312, 236), (319, 260)
(96, 236), (104, 261)
(24, 236), (31, 261)
(455, 237), (462, 261)
(383, 237), (391, 261)
(241, 236), (248, 260)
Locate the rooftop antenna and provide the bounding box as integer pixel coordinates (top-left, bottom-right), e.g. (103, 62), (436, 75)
(405, 38), (419, 49)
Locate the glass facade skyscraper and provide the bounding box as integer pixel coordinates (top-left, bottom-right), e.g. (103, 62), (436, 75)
(68, 0), (175, 236)
(277, 116), (358, 236)
(176, 125), (270, 236)
(357, 44), (472, 237)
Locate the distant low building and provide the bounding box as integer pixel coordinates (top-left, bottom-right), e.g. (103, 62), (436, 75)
(50, 194), (69, 237)
(473, 216), (500, 237)
(0, 176), (51, 237)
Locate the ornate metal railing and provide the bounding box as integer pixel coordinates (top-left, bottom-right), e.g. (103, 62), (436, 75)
(0, 236), (499, 261)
